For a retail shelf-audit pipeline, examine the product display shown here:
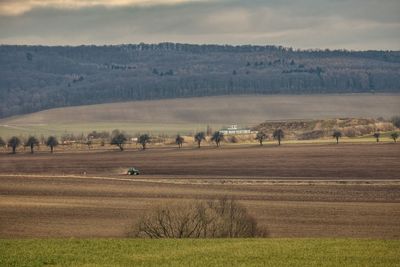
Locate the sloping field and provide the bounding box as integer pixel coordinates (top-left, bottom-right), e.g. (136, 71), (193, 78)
(0, 94), (399, 137)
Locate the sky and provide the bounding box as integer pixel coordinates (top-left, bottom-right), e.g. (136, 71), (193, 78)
(0, 0), (399, 50)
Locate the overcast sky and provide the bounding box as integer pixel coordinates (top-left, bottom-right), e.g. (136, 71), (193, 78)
(0, 0), (399, 50)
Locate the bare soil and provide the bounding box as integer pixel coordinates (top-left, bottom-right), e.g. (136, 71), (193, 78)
(1, 143), (399, 179)
(0, 143), (399, 238)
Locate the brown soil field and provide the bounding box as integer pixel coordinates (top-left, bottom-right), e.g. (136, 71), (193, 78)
(0, 143), (399, 179)
(0, 143), (399, 238)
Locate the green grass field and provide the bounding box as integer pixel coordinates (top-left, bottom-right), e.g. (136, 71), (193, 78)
(1, 239), (399, 267)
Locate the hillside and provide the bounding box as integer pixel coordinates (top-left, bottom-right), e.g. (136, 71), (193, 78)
(0, 94), (399, 137)
(253, 118), (396, 140)
(1, 44), (400, 118)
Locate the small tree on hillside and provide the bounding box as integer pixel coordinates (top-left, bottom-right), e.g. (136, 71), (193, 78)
(46, 136), (59, 153)
(273, 129), (284, 146)
(8, 136), (21, 154)
(255, 131), (268, 146)
(391, 132), (398, 143)
(175, 134), (184, 148)
(391, 116), (400, 128)
(111, 133), (127, 151)
(373, 132), (380, 143)
(211, 131), (224, 147)
(333, 130), (342, 144)
(194, 132), (206, 148)
(138, 134), (151, 150)
(25, 136), (39, 153)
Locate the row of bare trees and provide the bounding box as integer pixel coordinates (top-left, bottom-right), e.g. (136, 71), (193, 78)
(333, 130), (398, 144)
(2, 129), (398, 154)
(0, 136), (59, 154)
(255, 129), (285, 146)
(110, 132), (151, 151)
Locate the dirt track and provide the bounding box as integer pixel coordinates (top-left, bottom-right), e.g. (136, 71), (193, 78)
(0, 143), (399, 238)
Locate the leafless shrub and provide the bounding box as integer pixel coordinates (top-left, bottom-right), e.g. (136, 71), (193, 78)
(342, 127), (357, 137)
(297, 130), (325, 140)
(375, 122), (395, 132)
(129, 198), (267, 238)
(229, 136), (239, 143)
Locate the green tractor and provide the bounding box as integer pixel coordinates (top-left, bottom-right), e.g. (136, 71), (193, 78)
(127, 167), (140, 175)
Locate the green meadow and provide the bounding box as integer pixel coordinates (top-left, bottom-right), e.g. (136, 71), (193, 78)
(1, 239), (399, 267)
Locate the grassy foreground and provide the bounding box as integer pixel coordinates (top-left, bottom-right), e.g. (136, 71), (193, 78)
(1, 239), (399, 267)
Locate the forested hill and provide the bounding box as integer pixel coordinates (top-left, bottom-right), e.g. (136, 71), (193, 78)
(1, 43), (400, 118)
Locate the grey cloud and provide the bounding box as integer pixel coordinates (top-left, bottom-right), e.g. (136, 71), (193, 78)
(0, 0), (399, 50)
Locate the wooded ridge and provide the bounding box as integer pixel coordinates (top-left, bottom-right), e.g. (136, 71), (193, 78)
(1, 43), (399, 118)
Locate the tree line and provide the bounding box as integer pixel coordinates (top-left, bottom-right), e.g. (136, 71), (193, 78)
(1, 128), (398, 154)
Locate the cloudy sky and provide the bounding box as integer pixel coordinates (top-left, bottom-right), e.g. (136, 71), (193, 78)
(0, 0), (399, 50)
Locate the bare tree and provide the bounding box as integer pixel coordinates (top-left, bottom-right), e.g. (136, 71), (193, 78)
(391, 132), (398, 143)
(46, 136), (59, 153)
(25, 136), (39, 153)
(131, 198), (267, 238)
(211, 131), (224, 147)
(137, 134), (151, 150)
(111, 132), (127, 151)
(175, 134), (184, 148)
(8, 136), (21, 154)
(194, 132), (206, 148)
(273, 129), (284, 146)
(373, 132), (380, 142)
(86, 139), (92, 150)
(0, 137), (5, 150)
(255, 131), (268, 146)
(333, 130), (342, 144)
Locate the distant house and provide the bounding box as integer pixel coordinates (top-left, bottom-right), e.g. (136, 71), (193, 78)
(219, 125), (257, 135)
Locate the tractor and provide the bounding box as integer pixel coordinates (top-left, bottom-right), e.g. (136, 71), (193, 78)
(127, 167), (140, 175)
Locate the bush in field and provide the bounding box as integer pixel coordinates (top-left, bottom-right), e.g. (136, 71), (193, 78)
(8, 136), (21, 154)
(211, 131), (224, 147)
(46, 136), (59, 153)
(175, 134), (184, 148)
(391, 116), (400, 128)
(111, 132), (127, 151)
(273, 129), (284, 146)
(0, 137), (5, 149)
(255, 131), (268, 146)
(131, 198), (267, 238)
(194, 132), (206, 148)
(25, 136), (39, 153)
(373, 132), (380, 142)
(333, 130), (342, 144)
(391, 132), (399, 143)
(342, 127), (357, 138)
(137, 134), (151, 150)
(86, 139), (92, 149)
(297, 130), (325, 140)
(229, 136), (239, 143)
(87, 131), (110, 140)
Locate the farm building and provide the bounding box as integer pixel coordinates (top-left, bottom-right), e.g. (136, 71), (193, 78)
(219, 125), (257, 135)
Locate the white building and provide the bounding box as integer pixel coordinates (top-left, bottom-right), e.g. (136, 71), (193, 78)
(219, 125), (257, 135)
